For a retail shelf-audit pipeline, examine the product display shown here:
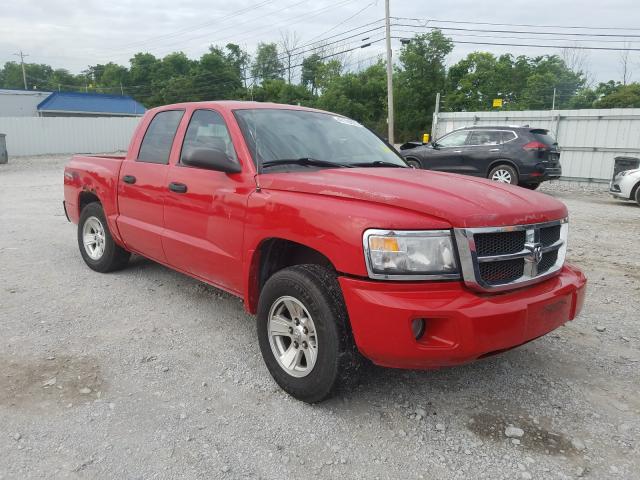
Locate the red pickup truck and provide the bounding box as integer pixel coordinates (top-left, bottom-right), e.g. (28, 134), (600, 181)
(64, 101), (586, 403)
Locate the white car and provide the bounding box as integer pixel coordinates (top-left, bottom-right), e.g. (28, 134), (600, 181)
(610, 168), (640, 206)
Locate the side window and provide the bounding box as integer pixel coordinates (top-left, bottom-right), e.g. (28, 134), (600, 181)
(180, 109), (237, 164)
(501, 131), (517, 143)
(468, 130), (501, 146)
(437, 130), (469, 148)
(137, 110), (184, 164)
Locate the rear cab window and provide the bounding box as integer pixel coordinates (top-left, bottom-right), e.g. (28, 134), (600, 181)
(137, 110), (185, 164)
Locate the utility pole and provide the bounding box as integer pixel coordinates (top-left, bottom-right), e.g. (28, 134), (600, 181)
(384, 0), (394, 144)
(13, 50), (29, 90)
(551, 87), (557, 110)
(431, 92), (441, 140)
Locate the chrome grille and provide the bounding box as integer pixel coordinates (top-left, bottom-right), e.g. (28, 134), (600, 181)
(479, 258), (524, 285)
(454, 218), (568, 292)
(475, 231), (526, 256)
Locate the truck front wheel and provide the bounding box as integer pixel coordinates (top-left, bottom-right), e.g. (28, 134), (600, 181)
(257, 265), (360, 403)
(78, 202), (130, 272)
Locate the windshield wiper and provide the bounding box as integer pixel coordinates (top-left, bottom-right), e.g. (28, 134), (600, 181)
(261, 157), (354, 169)
(351, 160), (407, 168)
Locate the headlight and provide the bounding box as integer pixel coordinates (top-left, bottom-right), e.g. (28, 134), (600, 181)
(363, 229), (459, 280)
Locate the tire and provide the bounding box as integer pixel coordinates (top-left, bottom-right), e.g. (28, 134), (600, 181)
(405, 158), (421, 169)
(635, 183), (640, 206)
(521, 183), (540, 190)
(257, 264), (360, 403)
(488, 164), (519, 185)
(78, 202), (130, 273)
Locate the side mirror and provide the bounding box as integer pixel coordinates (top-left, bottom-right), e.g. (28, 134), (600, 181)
(431, 142), (439, 150)
(182, 147), (241, 174)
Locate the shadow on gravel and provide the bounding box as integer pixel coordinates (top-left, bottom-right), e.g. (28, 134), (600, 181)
(0, 355), (104, 410)
(467, 412), (578, 456)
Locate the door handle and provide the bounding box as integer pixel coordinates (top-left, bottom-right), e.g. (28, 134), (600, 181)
(453, 150), (462, 153)
(122, 175), (136, 184)
(168, 182), (188, 194)
(489, 148), (500, 152)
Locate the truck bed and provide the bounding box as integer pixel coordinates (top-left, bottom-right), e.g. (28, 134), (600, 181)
(63, 154), (125, 234)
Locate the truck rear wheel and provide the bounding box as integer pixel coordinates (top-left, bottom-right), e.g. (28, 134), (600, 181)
(78, 202), (130, 272)
(257, 264), (360, 403)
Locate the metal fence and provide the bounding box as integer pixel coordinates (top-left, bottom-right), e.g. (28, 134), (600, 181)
(0, 116), (141, 156)
(432, 108), (640, 182)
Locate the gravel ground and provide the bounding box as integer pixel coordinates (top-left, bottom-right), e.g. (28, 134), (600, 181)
(1, 155), (638, 480)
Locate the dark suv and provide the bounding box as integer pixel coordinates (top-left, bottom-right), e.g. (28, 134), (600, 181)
(400, 126), (561, 189)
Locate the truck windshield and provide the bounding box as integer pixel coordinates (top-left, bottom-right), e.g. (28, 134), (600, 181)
(233, 108), (407, 170)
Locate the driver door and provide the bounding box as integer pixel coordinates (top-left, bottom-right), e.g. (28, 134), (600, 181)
(161, 108), (247, 293)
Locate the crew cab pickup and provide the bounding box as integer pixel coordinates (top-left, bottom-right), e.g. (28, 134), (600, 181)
(64, 101), (587, 403)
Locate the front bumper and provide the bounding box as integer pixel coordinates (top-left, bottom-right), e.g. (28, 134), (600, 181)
(339, 264), (586, 369)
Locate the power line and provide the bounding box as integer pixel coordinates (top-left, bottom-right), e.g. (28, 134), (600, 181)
(94, 0), (278, 54)
(393, 23), (640, 39)
(393, 29), (640, 44)
(306, 1), (376, 43)
(390, 36), (640, 52)
(392, 17), (640, 32)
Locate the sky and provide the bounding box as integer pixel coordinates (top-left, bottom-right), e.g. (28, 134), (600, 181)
(1, 0), (639, 87)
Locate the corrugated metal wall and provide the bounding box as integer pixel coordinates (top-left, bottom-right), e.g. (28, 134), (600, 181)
(433, 109), (640, 182)
(0, 116), (141, 156)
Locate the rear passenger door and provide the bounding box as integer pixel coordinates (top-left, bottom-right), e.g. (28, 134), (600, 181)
(117, 110), (184, 262)
(462, 130), (503, 177)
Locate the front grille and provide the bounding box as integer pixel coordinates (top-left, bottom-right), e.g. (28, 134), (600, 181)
(540, 225), (560, 247)
(475, 231), (526, 256)
(454, 219), (567, 292)
(479, 258), (524, 285)
(538, 250), (558, 274)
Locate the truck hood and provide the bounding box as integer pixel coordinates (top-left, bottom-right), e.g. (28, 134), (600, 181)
(258, 168), (567, 228)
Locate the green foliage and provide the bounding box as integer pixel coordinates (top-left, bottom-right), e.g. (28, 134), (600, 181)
(595, 83), (640, 108)
(317, 61), (388, 132)
(394, 31), (452, 138)
(0, 31), (632, 141)
(251, 43), (284, 83)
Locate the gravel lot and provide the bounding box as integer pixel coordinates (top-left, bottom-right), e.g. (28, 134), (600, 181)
(1, 155), (639, 480)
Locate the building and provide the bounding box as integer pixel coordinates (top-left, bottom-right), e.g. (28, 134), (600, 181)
(0, 88), (52, 117)
(36, 91), (146, 117)
(0, 89), (146, 117)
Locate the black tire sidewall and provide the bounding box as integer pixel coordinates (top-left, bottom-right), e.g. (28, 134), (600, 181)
(257, 266), (344, 403)
(77, 202), (127, 272)
(489, 164), (518, 185)
(406, 158), (421, 169)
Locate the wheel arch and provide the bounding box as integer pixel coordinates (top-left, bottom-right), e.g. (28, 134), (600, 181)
(486, 159), (520, 178)
(78, 190), (101, 212)
(630, 179), (640, 201)
(404, 156), (422, 168)
(246, 238), (337, 314)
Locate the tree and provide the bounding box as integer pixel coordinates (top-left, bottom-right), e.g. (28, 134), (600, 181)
(395, 31), (452, 138)
(595, 82), (640, 108)
(317, 61), (388, 133)
(251, 43), (284, 84)
(279, 31), (301, 84)
(225, 43), (251, 87)
(301, 54), (323, 94)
